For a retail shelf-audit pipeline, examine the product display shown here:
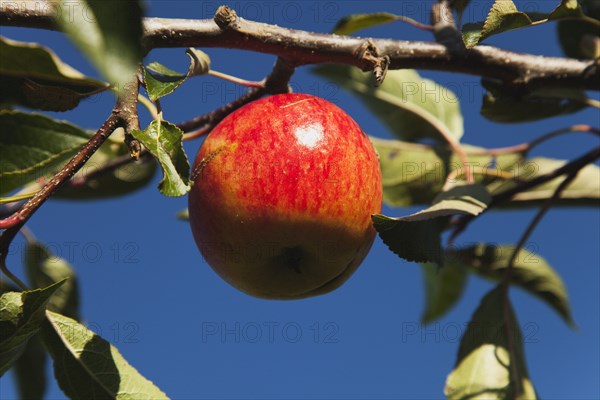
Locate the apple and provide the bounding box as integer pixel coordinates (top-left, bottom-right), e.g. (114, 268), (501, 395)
(188, 93), (382, 299)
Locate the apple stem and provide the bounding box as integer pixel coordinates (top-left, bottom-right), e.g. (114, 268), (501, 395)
(182, 125), (211, 141)
(208, 70), (265, 88)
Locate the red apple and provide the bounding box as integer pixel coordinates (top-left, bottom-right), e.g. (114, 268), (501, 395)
(188, 93), (382, 299)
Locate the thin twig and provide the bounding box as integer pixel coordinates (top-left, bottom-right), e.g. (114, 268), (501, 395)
(208, 70), (265, 88)
(182, 125), (211, 141)
(176, 57), (294, 133)
(0, 78), (141, 288)
(448, 146), (600, 244)
(0, 114), (121, 231)
(431, 0), (465, 53)
(390, 15), (433, 32)
(526, 125), (600, 154)
(68, 151), (154, 188)
(0, 258), (27, 290)
(138, 94), (159, 120)
(466, 125), (600, 157)
(19, 226), (36, 244)
(582, 98), (600, 109)
(490, 147), (600, 206)
(175, 87), (263, 132)
(501, 167), (584, 395)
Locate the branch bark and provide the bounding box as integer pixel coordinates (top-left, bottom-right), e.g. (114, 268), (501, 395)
(1, 3), (598, 91)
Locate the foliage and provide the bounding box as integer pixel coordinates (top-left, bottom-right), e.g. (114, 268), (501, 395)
(0, 0), (598, 399)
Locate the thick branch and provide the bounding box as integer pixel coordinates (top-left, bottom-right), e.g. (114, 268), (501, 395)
(1, 4), (598, 91)
(142, 17), (598, 91)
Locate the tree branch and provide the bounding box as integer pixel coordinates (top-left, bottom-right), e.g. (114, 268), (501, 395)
(0, 78), (141, 284)
(490, 146), (600, 207)
(448, 146), (600, 244)
(1, 3), (598, 91)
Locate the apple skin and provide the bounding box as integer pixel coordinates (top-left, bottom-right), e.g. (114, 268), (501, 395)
(188, 93), (382, 299)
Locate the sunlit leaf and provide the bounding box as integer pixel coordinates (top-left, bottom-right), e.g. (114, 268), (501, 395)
(54, 0), (144, 91)
(445, 286), (537, 399)
(461, 0), (537, 47)
(131, 119), (190, 196)
(0, 281), (65, 375)
(43, 311), (169, 399)
(313, 66), (463, 143)
(144, 62), (187, 102)
(0, 276), (47, 397)
(0, 111), (91, 195)
(373, 184), (491, 264)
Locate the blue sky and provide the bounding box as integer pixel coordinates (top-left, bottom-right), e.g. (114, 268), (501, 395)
(1, 1), (599, 398)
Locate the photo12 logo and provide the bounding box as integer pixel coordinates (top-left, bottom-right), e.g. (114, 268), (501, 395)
(201, 321), (340, 344)
(401, 321), (540, 344)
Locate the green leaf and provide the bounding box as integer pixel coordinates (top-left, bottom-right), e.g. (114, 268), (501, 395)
(0, 281), (65, 375)
(25, 242), (80, 320)
(373, 183), (491, 264)
(489, 157), (600, 207)
(461, 0), (533, 47)
(454, 244), (574, 325)
(54, 0), (144, 91)
(0, 36), (108, 111)
(144, 62), (188, 102)
(0, 110), (91, 195)
(14, 334), (47, 400)
(462, 0), (600, 49)
(131, 119), (190, 196)
(421, 261), (468, 324)
(409, 183), (492, 219)
(556, 0), (600, 59)
(481, 79), (587, 123)
(43, 311), (169, 400)
(55, 133), (157, 200)
(313, 66), (463, 143)
(144, 49), (211, 101)
(371, 136), (523, 207)
(332, 12), (403, 35)
(445, 286), (537, 399)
